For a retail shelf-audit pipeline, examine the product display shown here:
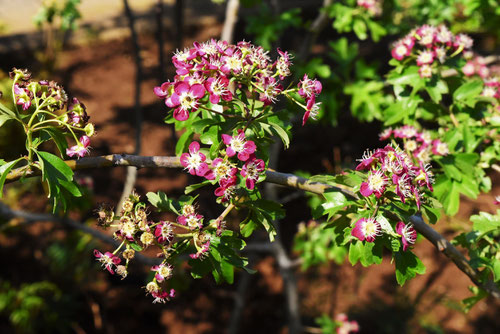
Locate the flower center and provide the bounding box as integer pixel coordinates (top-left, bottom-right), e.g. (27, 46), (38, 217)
(363, 219), (379, 237)
(186, 216), (200, 229)
(187, 153), (202, 168)
(231, 138), (245, 152)
(159, 266), (172, 278)
(180, 92), (197, 110)
(368, 171), (386, 191)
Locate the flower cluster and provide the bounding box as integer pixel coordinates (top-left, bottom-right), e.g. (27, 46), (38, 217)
(356, 145), (434, 208)
(9, 68), (95, 158)
(93, 191), (225, 303)
(357, 0), (382, 17)
(154, 39), (321, 125)
(379, 125), (449, 164)
(462, 52), (491, 78)
(180, 131), (265, 203)
(391, 25), (473, 78)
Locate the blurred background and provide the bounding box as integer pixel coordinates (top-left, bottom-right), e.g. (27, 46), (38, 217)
(0, 0), (499, 333)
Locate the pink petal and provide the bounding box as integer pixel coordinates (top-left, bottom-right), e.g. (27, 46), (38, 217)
(360, 182), (373, 197)
(173, 108), (189, 121)
(189, 141), (200, 153)
(221, 134), (232, 145)
(190, 84), (206, 99)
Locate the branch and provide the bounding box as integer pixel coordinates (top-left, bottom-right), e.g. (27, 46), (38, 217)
(4, 154), (499, 298)
(221, 0), (240, 44)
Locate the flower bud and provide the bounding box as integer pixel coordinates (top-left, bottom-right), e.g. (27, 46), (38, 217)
(84, 123), (95, 137)
(123, 249), (135, 260)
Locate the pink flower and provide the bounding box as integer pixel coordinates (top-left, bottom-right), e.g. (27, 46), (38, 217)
(152, 289), (176, 304)
(413, 162), (434, 192)
(355, 150), (378, 171)
(462, 61), (476, 76)
(94, 250), (121, 274)
(258, 76), (283, 105)
(151, 263), (173, 282)
(154, 81), (173, 98)
(302, 98), (321, 126)
(212, 158), (237, 180)
(351, 218), (381, 242)
(180, 141), (210, 177)
(221, 130), (256, 162)
(166, 81), (206, 121)
(177, 211), (203, 230)
(297, 74), (322, 98)
(396, 222), (417, 251)
(13, 84), (32, 110)
(189, 239), (211, 259)
(393, 174), (412, 203)
(360, 169), (387, 198)
(66, 135), (91, 158)
(416, 50), (434, 66)
(391, 43), (408, 61)
(454, 33), (473, 50)
(214, 175), (237, 202)
(240, 156), (265, 190)
(154, 221), (173, 244)
(275, 48), (292, 79)
(431, 140), (449, 156)
(204, 76), (233, 104)
(418, 64), (433, 78)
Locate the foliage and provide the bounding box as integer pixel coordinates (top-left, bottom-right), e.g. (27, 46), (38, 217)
(0, 0), (499, 321)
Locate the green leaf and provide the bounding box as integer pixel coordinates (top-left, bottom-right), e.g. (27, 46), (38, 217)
(352, 18), (367, 40)
(0, 102), (17, 118)
(0, 158), (23, 197)
(394, 251), (426, 286)
(184, 179), (213, 194)
(387, 66), (420, 86)
(129, 243), (143, 252)
(58, 179), (82, 197)
(146, 191), (181, 214)
(41, 128), (69, 158)
(317, 190), (348, 220)
(471, 210), (500, 235)
(0, 114), (15, 127)
(348, 240), (363, 265)
(268, 121), (290, 149)
(425, 78), (448, 103)
(175, 129), (194, 156)
(453, 80), (483, 103)
(36, 151), (76, 207)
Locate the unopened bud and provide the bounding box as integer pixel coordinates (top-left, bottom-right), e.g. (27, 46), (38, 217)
(123, 249), (135, 260)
